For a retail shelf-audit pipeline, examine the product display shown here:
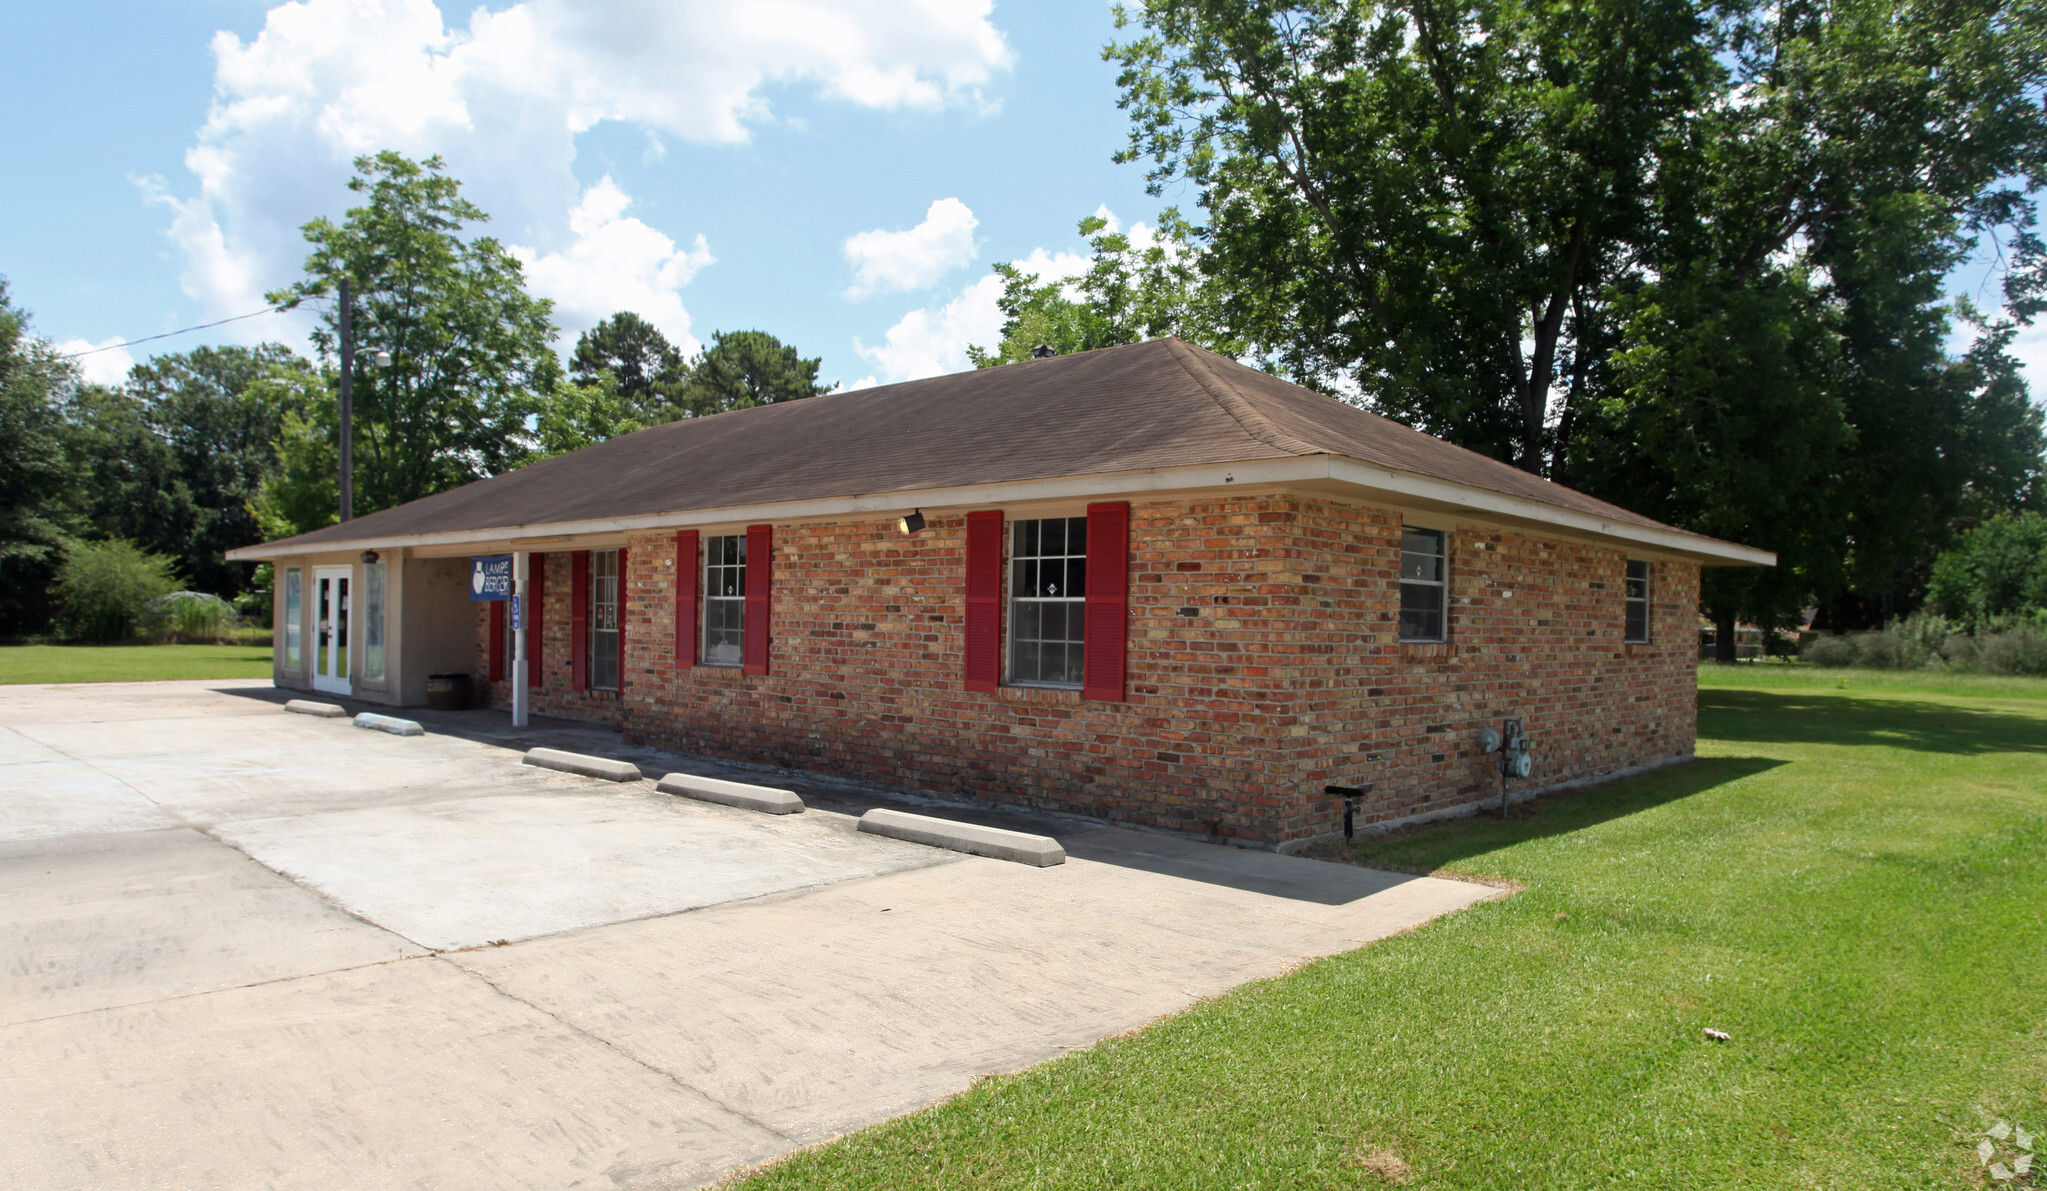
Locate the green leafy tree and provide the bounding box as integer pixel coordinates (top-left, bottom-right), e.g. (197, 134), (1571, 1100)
(969, 211), (1235, 367)
(0, 278), (81, 632)
(264, 152), (561, 534)
(1927, 512), (2047, 626)
(250, 386), (341, 542)
(569, 312), (690, 424)
(53, 538), (179, 642)
(676, 330), (827, 416)
(536, 373), (646, 457)
(1109, 0), (1716, 469)
(62, 345), (315, 598)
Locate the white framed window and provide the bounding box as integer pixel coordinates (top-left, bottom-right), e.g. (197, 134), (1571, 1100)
(363, 561), (387, 680)
(1399, 527), (1447, 642)
(1625, 560), (1651, 643)
(282, 567), (302, 670)
(703, 534), (746, 667)
(1010, 516), (1087, 687)
(590, 549), (620, 690)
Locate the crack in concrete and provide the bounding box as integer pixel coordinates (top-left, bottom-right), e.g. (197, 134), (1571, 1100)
(7, 723), (172, 811)
(1, 951), (429, 1030)
(438, 956), (800, 1146)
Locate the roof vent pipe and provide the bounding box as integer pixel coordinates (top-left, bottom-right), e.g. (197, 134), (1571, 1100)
(1030, 344), (1056, 359)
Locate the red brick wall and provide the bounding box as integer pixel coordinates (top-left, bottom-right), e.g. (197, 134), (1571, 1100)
(475, 493), (1700, 847)
(475, 552), (623, 725)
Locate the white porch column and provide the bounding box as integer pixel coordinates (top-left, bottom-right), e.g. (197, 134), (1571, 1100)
(512, 550), (529, 728)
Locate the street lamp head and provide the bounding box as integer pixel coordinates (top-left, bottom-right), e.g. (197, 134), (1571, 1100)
(373, 350), (392, 367)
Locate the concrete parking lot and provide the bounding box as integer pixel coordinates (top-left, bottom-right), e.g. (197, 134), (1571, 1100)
(0, 679), (1498, 1190)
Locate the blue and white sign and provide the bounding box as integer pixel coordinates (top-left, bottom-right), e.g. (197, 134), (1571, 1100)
(510, 594), (522, 631)
(470, 555), (512, 601)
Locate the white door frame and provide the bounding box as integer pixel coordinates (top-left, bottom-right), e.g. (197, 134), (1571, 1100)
(312, 565), (352, 695)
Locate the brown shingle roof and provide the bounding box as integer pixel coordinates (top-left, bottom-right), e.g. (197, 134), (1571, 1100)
(247, 337), (1720, 553)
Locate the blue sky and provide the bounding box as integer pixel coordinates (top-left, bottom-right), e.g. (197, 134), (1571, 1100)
(5, 0), (2044, 401)
(0, 0), (1168, 390)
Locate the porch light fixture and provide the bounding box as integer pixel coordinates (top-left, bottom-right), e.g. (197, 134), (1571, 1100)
(897, 509), (926, 536)
(360, 550), (380, 564)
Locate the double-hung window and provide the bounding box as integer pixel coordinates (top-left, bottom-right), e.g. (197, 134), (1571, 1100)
(1624, 560), (1651, 643)
(590, 549), (620, 690)
(703, 534), (746, 667)
(1399, 527), (1447, 642)
(1010, 516), (1087, 687)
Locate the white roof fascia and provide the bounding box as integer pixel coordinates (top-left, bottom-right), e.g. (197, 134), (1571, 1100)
(1320, 458), (1775, 566)
(228, 454), (1771, 566)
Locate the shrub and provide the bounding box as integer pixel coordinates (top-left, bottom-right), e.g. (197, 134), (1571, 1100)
(53, 539), (180, 642)
(1803, 610), (2047, 675)
(143, 591), (238, 644)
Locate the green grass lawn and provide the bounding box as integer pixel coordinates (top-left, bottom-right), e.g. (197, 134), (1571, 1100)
(0, 643), (274, 684)
(737, 667), (2047, 1189)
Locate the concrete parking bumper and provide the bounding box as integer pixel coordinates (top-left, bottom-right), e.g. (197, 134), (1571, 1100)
(353, 712), (424, 736)
(284, 699), (347, 718)
(657, 772), (804, 814)
(522, 746), (642, 783)
(858, 807), (1066, 867)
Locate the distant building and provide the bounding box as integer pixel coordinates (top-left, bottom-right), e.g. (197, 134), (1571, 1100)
(232, 338), (1771, 848)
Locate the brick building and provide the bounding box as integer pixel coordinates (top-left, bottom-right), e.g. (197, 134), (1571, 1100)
(233, 338), (1769, 847)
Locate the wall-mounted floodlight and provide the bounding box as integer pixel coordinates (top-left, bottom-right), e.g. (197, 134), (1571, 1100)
(898, 509), (926, 536)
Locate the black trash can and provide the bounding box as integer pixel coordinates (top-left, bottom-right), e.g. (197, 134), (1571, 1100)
(426, 673), (473, 711)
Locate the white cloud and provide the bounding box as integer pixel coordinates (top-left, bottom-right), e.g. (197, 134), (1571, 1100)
(156, 0), (1013, 347)
(514, 176), (715, 355)
(843, 197), (978, 297)
(853, 244), (1092, 383)
(2011, 321), (2047, 403)
(54, 339), (138, 386)
(854, 273), (1004, 382)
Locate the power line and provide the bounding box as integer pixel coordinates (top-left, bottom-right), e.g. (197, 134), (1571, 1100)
(57, 305), (288, 359)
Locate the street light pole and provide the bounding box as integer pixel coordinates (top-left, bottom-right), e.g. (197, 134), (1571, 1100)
(337, 277), (354, 524)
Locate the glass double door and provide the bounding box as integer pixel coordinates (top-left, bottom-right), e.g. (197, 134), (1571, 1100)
(312, 566), (351, 695)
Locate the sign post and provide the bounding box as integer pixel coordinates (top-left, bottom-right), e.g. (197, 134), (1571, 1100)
(511, 551), (529, 728)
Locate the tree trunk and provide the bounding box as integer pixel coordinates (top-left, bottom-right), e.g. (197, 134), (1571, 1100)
(1715, 609), (1739, 663)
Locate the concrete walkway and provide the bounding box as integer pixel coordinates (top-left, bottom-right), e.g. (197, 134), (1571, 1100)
(0, 679), (1500, 1190)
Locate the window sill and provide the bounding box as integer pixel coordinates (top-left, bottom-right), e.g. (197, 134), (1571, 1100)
(998, 684), (1082, 706)
(1399, 641), (1455, 662)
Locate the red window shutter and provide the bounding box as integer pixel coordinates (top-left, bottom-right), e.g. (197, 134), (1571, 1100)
(527, 554), (545, 688)
(1083, 502), (1130, 702)
(743, 524), (772, 675)
(488, 599), (505, 684)
(617, 547), (629, 691)
(571, 550), (590, 690)
(963, 511), (1004, 692)
(675, 530), (699, 667)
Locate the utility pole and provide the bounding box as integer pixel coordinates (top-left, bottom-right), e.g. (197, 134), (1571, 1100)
(337, 277), (353, 523)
